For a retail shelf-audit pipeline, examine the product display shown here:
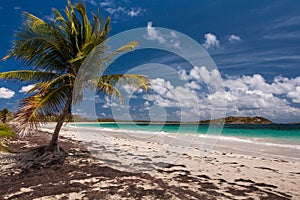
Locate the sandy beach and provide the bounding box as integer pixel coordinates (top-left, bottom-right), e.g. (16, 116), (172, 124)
(1, 0), (300, 200)
(1, 123), (299, 199)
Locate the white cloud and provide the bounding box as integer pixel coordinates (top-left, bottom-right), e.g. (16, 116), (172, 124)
(287, 86), (300, 103)
(143, 77), (201, 117)
(146, 22), (166, 44)
(142, 66), (300, 122)
(102, 96), (121, 108)
(0, 87), (15, 99)
(96, 65), (300, 122)
(19, 84), (35, 93)
(180, 66), (223, 92)
(220, 74), (300, 121)
(185, 81), (201, 90)
(14, 6), (21, 10)
(128, 8), (142, 17)
(228, 34), (241, 43)
(145, 22), (181, 49)
(90, 0), (145, 19)
(203, 33), (220, 49)
(224, 74), (300, 100)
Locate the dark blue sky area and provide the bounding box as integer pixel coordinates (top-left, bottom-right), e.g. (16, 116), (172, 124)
(0, 0), (300, 122)
(1, 1), (300, 76)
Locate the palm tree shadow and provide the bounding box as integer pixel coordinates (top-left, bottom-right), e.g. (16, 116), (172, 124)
(6, 124), (88, 173)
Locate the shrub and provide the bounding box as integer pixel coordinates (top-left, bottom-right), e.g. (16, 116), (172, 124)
(0, 124), (15, 152)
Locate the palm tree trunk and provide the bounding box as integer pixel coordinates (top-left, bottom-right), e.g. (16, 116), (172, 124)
(47, 96), (72, 151)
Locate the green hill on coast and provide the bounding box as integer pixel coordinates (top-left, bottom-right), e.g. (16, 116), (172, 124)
(199, 116), (273, 124)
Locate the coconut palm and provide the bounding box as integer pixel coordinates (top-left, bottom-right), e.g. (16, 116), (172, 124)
(0, 1), (149, 153)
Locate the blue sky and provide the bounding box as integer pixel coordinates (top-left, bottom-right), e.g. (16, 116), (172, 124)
(0, 0), (300, 123)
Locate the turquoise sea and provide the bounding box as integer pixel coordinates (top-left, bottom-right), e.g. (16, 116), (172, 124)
(72, 123), (300, 144)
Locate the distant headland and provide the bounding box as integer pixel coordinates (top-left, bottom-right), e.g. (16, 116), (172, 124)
(198, 116), (273, 124)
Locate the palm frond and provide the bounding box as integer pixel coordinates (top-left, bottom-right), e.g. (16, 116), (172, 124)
(25, 73), (75, 94)
(39, 73), (75, 92)
(3, 14), (70, 72)
(74, 2), (92, 44)
(15, 84), (71, 135)
(83, 41), (138, 76)
(97, 74), (150, 103)
(99, 41), (138, 67)
(0, 70), (57, 82)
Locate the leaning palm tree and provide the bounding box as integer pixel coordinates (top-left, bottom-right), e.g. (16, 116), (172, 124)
(0, 1), (149, 161)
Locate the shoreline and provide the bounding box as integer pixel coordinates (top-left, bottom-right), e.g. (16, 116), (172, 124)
(59, 123), (300, 162)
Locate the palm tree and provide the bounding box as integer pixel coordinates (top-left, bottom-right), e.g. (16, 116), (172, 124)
(0, 108), (9, 123)
(0, 1), (149, 153)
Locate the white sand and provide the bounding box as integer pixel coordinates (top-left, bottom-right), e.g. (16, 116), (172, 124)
(39, 123), (300, 199)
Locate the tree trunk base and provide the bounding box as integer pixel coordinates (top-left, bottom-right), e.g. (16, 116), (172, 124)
(18, 145), (67, 173)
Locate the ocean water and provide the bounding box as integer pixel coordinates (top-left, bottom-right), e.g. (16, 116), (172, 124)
(72, 122), (300, 144)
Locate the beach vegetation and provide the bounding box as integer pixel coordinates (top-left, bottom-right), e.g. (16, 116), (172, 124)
(0, 124), (15, 152)
(0, 1), (149, 167)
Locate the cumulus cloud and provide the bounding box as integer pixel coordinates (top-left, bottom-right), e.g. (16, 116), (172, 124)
(228, 34), (241, 43)
(0, 87), (15, 99)
(145, 22), (181, 49)
(19, 84), (35, 93)
(179, 66), (223, 92)
(287, 86), (300, 103)
(143, 77), (202, 121)
(146, 22), (166, 44)
(146, 67), (223, 109)
(102, 96), (121, 108)
(224, 74), (300, 100)
(203, 33), (220, 49)
(97, 65), (300, 122)
(220, 74), (300, 121)
(142, 66), (300, 122)
(185, 81), (201, 90)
